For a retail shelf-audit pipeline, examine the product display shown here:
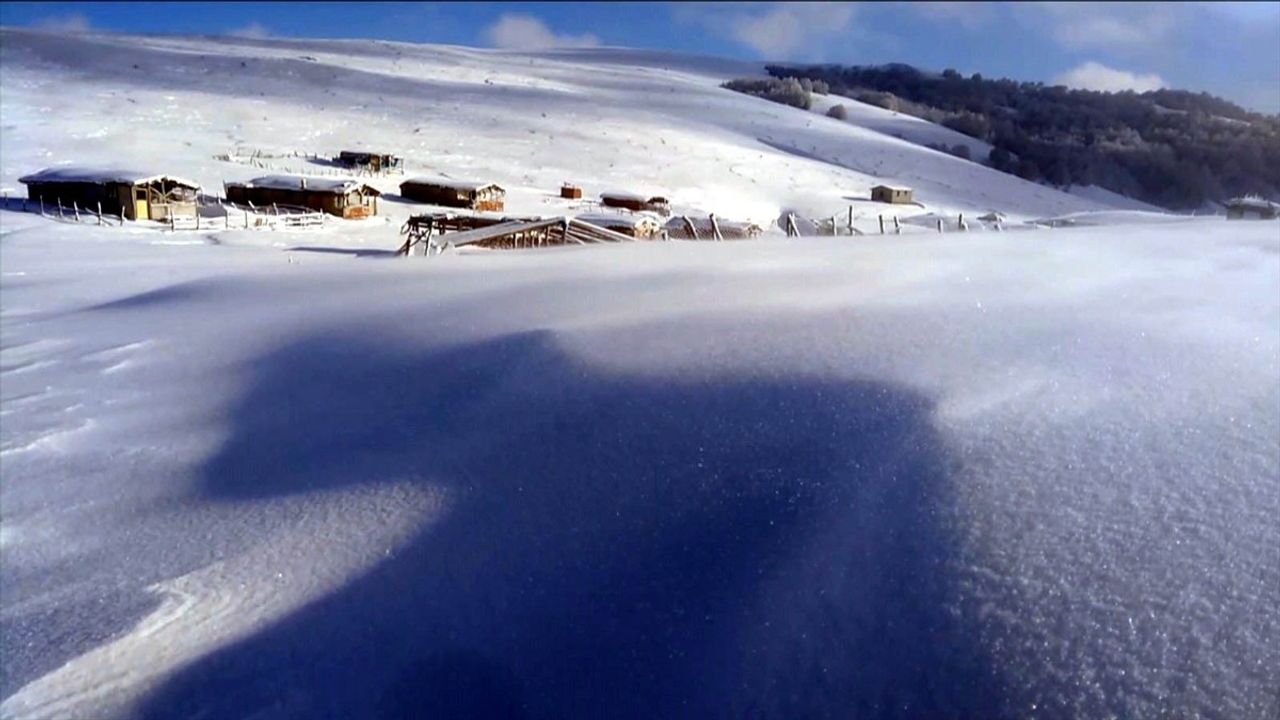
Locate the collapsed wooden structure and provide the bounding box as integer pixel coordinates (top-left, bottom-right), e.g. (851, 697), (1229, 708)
(398, 213), (636, 256)
(664, 215), (764, 240)
(19, 167), (200, 221)
(224, 175), (380, 218)
(400, 176), (506, 211)
(575, 212), (663, 238)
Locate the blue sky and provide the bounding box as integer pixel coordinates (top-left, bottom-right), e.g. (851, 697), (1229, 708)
(3, 2), (1278, 113)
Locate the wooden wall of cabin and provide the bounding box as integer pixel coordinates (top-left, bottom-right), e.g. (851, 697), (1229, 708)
(25, 181), (128, 218)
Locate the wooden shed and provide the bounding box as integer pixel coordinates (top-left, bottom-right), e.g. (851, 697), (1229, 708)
(400, 176), (506, 212)
(336, 151), (402, 173)
(871, 185), (914, 204)
(18, 167), (199, 221)
(1225, 196), (1279, 220)
(223, 175), (380, 218)
(574, 212), (663, 238)
(600, 191), (671, 216)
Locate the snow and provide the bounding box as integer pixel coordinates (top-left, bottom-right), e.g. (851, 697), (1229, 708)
(1064, 184), (1167, 213)
(1, 26), (1278, 720)
(226, 174), (377, 195)
(17, 167), (199, 188)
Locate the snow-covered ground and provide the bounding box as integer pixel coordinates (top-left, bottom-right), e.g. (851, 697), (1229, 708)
(1, 28), (1278, 720)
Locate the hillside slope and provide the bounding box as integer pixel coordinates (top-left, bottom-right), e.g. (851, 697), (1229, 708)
(0, 28), (1112, 237)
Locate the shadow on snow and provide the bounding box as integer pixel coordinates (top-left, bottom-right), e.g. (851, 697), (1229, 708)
(132, 327), (1002, 719)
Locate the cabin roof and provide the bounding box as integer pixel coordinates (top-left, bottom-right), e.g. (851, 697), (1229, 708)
(872, 184), (912, 192)
(225, 175), (380, 196)
(18, 166), (200, 188)
(600, 190), (668, 203)
(402, 176), (503, 193)
(575, 212), (660, 227)
(1226, 196), (1278, 210)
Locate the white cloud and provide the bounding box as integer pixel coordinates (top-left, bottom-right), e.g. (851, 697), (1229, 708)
(674, 2), (857, 59)
(33, 14), (91, 33)
(228, 22), (271, 40)
(1053, 61), (1166, 93)
(483, 14), (600, 51)
(1030, 2), (1178, 50)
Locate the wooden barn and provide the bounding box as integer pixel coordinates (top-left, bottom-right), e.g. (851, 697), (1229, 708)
(336, 151), (402, 173)
(600, 191), (671, 216)
(224, 175), (380, 218)
(18, 167), (199, 221)
(574, 212), (663, 238)
(1225, 196), (1279, 220)
(400, 176), (506, 211)
(871, 185), (914, 204)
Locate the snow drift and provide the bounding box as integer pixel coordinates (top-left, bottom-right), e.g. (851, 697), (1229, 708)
(0, 27), (1277, 720)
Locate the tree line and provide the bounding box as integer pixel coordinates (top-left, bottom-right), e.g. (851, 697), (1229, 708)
(723, 64), (1280, 210)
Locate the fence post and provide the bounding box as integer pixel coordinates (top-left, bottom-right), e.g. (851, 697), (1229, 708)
(937, 219), (943, 233)
(57, 198), (63, 219)
(73, 202), (80, 222)
(893, 215), (901, 234)
(40, 198), (44, 216)
(879, 214), (884, 235)
(97, 202), (103, 225)
(847, 206), (854, 234)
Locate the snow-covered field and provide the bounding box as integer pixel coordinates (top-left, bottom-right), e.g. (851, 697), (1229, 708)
(1, 28), (1278, 720)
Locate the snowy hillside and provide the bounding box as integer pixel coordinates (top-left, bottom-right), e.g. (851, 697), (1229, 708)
(1, 28), (1278, 720)
(0, 28), (1113, 236)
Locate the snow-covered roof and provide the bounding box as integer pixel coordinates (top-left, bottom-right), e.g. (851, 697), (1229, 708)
(600, 190), (668, 202)
(401, 176), (503, 192)
(872, 184), (912, 192)
(575, 212), (660, 227)
(1225, 196), (1279, 211)
(18, 166), (200, 188)
(225, 175), (379, 195)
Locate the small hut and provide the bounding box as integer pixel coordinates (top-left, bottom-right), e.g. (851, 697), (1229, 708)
(1225, 196), (1279, 220)
(574, 212), (663, 238)
(18, 167), (199, 221)
(560, 183), (583, 199)
(336, 151), (402, 173)
(224, 175), (380, 218)
(871, 185), (914, 204)
(400, 177), (506, 211)
(600, 191), (671, 216)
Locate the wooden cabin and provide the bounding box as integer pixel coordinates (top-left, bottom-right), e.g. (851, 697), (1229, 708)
(1225, 196), (1279, 220)
(871, 185), (913, 204)
(336, 151), (402, 173)
(223, 175), (380, 218)
(574, 212), (662, 238)
(18, 167), (199, 221)
(400, 177), (506, 211)
(600, 191), (671, 216)
(560, 183), (583, 199)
